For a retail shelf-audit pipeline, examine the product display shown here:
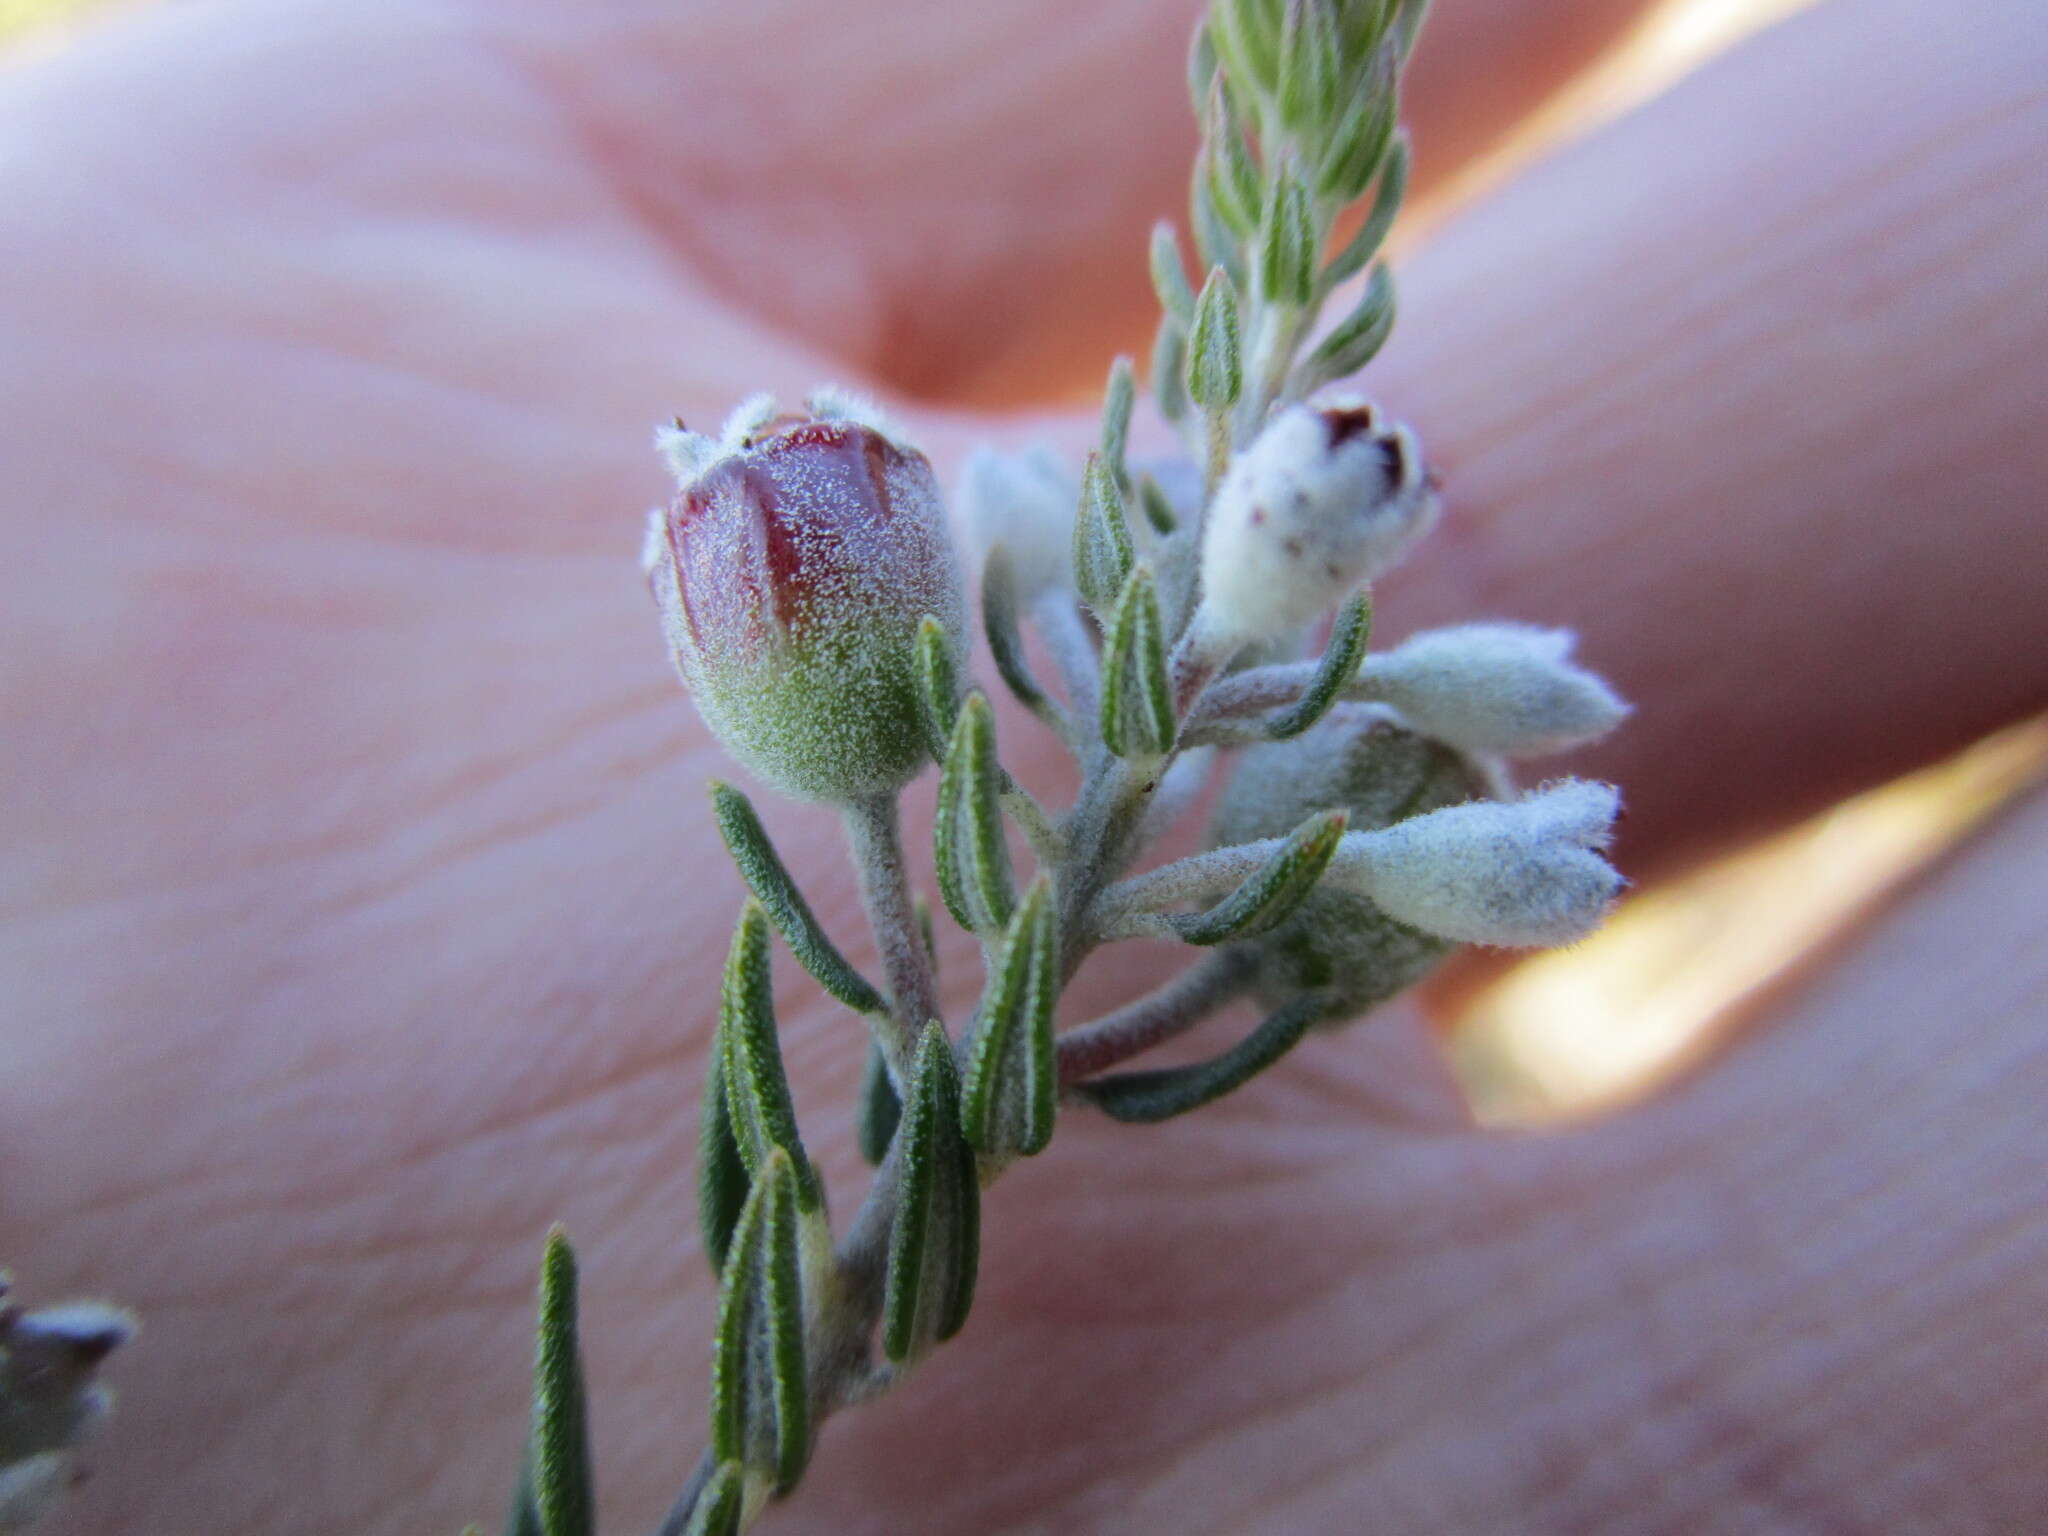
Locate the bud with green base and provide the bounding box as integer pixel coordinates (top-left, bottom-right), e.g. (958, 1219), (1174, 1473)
(644, 392), (967, 805)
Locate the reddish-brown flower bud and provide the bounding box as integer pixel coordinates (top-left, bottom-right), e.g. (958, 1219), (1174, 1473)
(645, 404), (965, 803)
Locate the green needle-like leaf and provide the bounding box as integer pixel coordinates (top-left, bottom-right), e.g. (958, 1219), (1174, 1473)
(961, 877), (1058, 1157)
(1172, 809), (1350, 945)
(980, 546), (1057, 727)
(883, 1023), (982, 1363)
(698, 1044), (749, 1274)
(1074, 993), (1335, 1122)
(1202, 79), (1263, 235)
(1072, 450), (1135, 615)
(1190, 171), (1248, 290)
(1265, 589), (1373, 739)
(856, 1037), (902, 1166)
(527, 1229), (594, 1536)
(680, 1463), (744, 1536)
(718, 902), (822, 1212)
(1186, 266), (1243, 411)
(1209, 0), (1282, 98)
(1187, 18), (1220, 115)
(935, 692), (1015, 935)
(915, 614), (961, 764)
(1258, 170), (1317, 308)
(709, 1149), (810, 1495)
(1324, 133), (1409, 287)
(1277, 0), (1342, 136)
(1151, 314), (1189, 424)
(1137, 473), (1179, 536)
(709, 783), (886, 1017)
(1101, 356), (1136, 483)
(1315, 38), (1399, 202)
(1149, 221), (1196, 326)
(1100, 565), (1174, 758)
(1297, 262), (1395, 392)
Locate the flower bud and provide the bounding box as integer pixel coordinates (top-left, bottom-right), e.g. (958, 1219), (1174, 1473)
(1197, 399), (1437, 647)
(1342, 779), (1623, 947)
(1359, 624), (1629, 756)
(644, 397), (966, 803)
(1210, 705), (1487, 1013)
(957, 444), (1074, 601)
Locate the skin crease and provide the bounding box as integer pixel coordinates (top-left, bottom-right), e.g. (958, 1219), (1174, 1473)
(0, 0), (2044, 1532)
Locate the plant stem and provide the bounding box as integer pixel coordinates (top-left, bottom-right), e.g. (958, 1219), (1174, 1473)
(1086, 832), (1302, 933)
(842, 794), (943, 1086)
(1057, 950), (1256, 1083)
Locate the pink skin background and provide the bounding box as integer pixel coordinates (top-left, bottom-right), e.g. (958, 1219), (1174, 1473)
(1, 0), (2045, 1531)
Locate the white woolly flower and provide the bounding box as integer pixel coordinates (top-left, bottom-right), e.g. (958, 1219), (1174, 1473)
(957, 443), (1075, 600)
(1341, 780), (1622, 947)
(1360, 624), (1630, 756)
(1197, 400), (1438, 646)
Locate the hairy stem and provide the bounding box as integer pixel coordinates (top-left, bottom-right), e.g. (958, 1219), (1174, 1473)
(1087, 832), (1302, 933)
(1057, 950), (1257, 1084)
(843, 794), (944, 1084)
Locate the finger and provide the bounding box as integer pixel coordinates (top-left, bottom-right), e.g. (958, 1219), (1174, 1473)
(471, 0), (1662, 403)
(1369, 0), (2048, 883)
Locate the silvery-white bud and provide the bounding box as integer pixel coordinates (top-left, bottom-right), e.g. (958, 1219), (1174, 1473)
(1209, 706), (1486, 1013)
(1341, 780), (1623, 947)
(1360, 624), (1629, 757)
(1197, 399), (1437, 647)
(957, 444), (1074, 601)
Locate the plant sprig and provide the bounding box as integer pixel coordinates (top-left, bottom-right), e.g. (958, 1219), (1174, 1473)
(507, 3), (1633, 1531)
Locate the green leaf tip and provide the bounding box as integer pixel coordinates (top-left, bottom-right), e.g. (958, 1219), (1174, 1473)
(914, 614), (961, 764)
(1298, 263), (1395, 392)
(1101, 356), (1137, 483)
(1258, 170), (1317, 308)
(710, 1148), (811, 1495)
(980, 547), (1055, 724)
(709, 781), (886, 1017)
(1172, 809), (1350, 945)
(1074, 993), (1336, 1122)
(528, 1227), (595, 1536)
(883, 1023), (981, 1363)
(718, 901), (823, 1213)
(1187, 266), (1244, 411)
(1100, 565), (1175, 759)
(962, 877), (1058, 1157)
(1265, 589), (1373, 740)
(935, 691), (1015, 936)
(1150, 222), (1196, 326)
(698, 1044), (748, 1275)
(1072, 450), (1136, 615)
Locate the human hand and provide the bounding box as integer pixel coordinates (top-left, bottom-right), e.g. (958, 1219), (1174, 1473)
(2, 0), (2044, 1531)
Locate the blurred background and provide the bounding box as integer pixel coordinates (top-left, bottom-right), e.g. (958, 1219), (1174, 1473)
(8, 0), (2041, 1129)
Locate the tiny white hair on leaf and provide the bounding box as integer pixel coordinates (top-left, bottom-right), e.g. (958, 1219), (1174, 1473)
(654, 421), (722, 486)
(958, 443), (1075, 600)
(806, 383), (902, 440)
(718, 391), (779, 450)
(1359, 623), (1631, 756)
(1340, 779), (1623, 947)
